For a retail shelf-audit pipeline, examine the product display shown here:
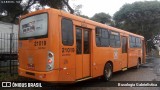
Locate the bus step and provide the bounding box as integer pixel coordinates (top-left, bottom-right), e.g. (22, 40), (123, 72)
(76, 77), (92, 82)
(122, 67), (127, 71)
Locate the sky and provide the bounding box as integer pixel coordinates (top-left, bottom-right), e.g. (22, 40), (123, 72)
(70, 0), (159, 17)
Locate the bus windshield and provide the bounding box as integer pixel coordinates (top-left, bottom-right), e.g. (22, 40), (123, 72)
(19, 13), (48, 40)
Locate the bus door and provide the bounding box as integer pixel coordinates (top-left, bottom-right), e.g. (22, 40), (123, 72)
(76, 27), (91, 79)
(121, 36), (128, 69)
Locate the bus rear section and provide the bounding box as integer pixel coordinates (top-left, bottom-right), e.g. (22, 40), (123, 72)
(18, 11), (60, 81)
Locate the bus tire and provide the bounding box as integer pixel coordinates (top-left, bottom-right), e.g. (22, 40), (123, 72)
(103, 63), (113, 81)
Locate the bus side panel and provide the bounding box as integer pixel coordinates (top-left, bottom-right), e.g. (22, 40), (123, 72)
(92, 29), (107, 77)
(58, 16), (76, 82)
(93, 47), (110, 77)
(93, 47), (122, 77)
(92, 32), (122, 77)
(112, 48), (122, 72)
(128, 37), (144, 68)
(128, 48), (142, 68)
(128, 48), (137, 67)
(49, 11), (60, 81)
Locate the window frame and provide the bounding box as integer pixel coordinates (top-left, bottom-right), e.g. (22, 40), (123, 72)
(109, 30), (121, 48)
(19, 13), (49, 40)
(76, 27), (82, 54)
(61, 17), (74, 46)
(129, 35), (142, 48)
(122, 36), (127, 53)
(83, 29), (90, 54)
(95, 27), (110, 47)
(136, 37), (142, 48)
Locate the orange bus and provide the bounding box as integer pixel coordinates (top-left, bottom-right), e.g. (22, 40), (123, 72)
(18, 8), (146, 82)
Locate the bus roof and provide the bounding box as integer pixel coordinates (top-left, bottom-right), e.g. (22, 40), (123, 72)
(20, 8), (144, 39)
(59, 9), (144, 39)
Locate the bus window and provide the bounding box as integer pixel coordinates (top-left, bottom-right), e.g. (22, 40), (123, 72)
(61, 18), (73, 46)
(95, 27), (109, 47)
(76, 28), (82, 54)
(122, 36), (127, 53)
(84, 30), (90, 54)
(130, 36), (136, 48)
(19, 13), (48, 40)
(110, 31), (120, 48)
(136, 37), (141, 47)
(130, 36), (141, 48)
(96, 28), (101, 46)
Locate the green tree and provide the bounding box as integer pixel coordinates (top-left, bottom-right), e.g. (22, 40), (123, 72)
(113, 1), (160, 51)
(79, 15), (90, 19)
(91, 12), (112, 25)
(0, 0), (74, 24)
(73, 4), (82, 15)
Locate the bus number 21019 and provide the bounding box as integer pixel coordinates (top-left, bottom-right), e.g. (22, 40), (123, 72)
(62, 48), (75, 53)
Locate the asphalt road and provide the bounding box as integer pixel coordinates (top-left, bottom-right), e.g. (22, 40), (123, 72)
(1, 56), (159, 90)
(46, 56), (160, 90)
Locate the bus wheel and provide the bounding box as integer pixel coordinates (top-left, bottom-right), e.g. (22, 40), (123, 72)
(103, 63), (112, 81)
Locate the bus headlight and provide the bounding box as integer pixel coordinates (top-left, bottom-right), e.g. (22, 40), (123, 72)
(46, 51), (54, 71)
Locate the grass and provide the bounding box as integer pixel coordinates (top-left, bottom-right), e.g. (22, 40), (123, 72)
(0, 66), (39, 82)
(0, 66), (19, 81)
(0, 73), (36, 81)
(0, 73), (19, 81)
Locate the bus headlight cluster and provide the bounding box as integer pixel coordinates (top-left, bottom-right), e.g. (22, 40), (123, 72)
(46, 51), (54, 71)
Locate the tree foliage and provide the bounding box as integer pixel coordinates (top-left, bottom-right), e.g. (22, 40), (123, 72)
(114, 1), (160, 41)
(72, 4), (90, 19)
(79, 15), (90, 19)
(113, 1), (160, 51)
(0, 0), (74, 23)
(73, 4), (82, 15)
(91, 12), (112, 25)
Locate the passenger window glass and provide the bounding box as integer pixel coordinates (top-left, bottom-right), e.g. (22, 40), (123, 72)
(61, 18), (73, 45)
(95, 27), (109, 47)
(122, 37), (127, 53)
(76, 28), (82, 54)
(110, 31), (120, 48)
(130, 36), (141, 48)
(84, 30), (90, 54)
(132, 36), (136, 43)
